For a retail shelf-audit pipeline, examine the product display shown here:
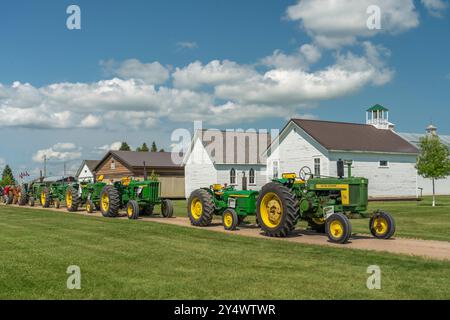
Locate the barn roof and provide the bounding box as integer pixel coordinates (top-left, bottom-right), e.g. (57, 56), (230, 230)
(95, 151), (184, 172)
(399, 132), (450, 149)
(75, 160), (100, 177)
(291, 119), (419, 154)
(187, 129), (271, 165)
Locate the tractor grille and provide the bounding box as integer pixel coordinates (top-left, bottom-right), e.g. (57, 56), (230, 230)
(146, 182), (160, 202)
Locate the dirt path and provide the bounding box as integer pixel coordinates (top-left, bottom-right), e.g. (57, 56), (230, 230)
(3, 204), (450, 261)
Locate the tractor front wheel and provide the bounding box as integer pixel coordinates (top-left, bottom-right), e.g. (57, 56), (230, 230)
(100, 186), (120, 218)
(18, 190), (27, 206)
(161, 199), (174, 218)
(66, 187), (80, 212)
(222, 209), (239, 231)
(370, 212), (396, 239)
(29, 197), (35, 207)
(127, 200), (140, 220)
(86, 200), (95, 213)
(40, 188), (51, 208)
(256, 182), (298, 237)
(188, 189), (214, 226)
(326, 213), (352, 244)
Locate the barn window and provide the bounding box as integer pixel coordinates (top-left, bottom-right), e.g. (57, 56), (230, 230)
(249, 168), (255, 184)
(111, 160), (116, 170)
(379, 160), (389, 168)
(230, 168), (236, 185)
(314, 158), (321, 176)
(273, 161), (279, 179)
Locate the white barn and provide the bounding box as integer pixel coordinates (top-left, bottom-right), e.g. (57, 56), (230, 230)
(184, 129), (271, 199)
(75, 160), (99, 183)
(266, 106), (420, 199)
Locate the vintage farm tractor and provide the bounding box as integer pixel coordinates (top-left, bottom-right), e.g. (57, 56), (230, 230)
(187, 184), (259, 230)
(40, 180), (79, 209)
(66, 178), (107, 213)
(256, 160), (396, 244)
(99, 177), (174, 220)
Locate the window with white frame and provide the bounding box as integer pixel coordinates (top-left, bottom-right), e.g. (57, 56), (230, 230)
(379, 160), (389, 168)
(111, 159), (116, 170)
(249, 168), (255, 184)
(230, 168), (236, 185)
(314, 158), (321, 176)
(273, 161), (279, 179)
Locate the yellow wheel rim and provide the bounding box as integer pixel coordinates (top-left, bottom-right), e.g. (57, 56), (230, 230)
(101, 193), (109, 212)
(86, 203), (91, 212)
(260, 192), (283, 228)
(127, 205), (134, 217)
(41, 191), (46, 204)
(223, 212), (233, 228)
(330, 220), (344, 238)
(373, 217), (388, 235)
(312, 217), (325, 225)
(190, 198), (203, 220)
(66, 193), (72, 208)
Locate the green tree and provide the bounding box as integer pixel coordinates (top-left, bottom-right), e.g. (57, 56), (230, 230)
(136, 143), (149, 152)
(1, 165), (16, 186)
(416, 135), (450, 207)
(159, 148), (165, 152)
(119, 142), (131, 151)
(151, 141), (158, 152)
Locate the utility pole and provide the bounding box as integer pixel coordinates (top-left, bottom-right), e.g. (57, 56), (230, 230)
(43, 155), (47, 178)
(63, 162), (66, 179)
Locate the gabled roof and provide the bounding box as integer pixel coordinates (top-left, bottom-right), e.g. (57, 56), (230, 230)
(76, 160), (100, 177)
(367, 104), (389, 112)
(399, 132), (450, 149)
(291, 119), (419, 154)
(186, 129), (271, 165)
(95, 150), (184, 172)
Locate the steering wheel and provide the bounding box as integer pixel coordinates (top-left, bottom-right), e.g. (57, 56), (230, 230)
(299, 166), (313, 181)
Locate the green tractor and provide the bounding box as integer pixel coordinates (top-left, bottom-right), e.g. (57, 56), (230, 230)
(98, 177), (174, 220)
(256, 160), (396, 244)
(39, 177), (78, 209)
(16, 182), (46, 207)
(66, 178), (107, 213)
(187, 184), (259, 230)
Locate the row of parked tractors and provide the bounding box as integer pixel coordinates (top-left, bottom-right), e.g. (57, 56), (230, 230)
(186, 161), (396, 244)
(0, 175), (174, 220)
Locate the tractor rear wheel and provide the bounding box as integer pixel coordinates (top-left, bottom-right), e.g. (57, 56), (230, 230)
(127, 200), (140, 220)
(326, 213), (352, 244)
(161, 199), (174, 218)
(86, 199), (95, 213)
(188, 189), (214, 226)
(100, 186), (120, 218)
(40, 188), (51, 208)
(18, 189), (28, 206)
(222, 209), (239, 231)
(29, 197), (35, 207)
(256, 182), (298, 237)
(66, 187), (80, 212)
(370, 212), (396, 239)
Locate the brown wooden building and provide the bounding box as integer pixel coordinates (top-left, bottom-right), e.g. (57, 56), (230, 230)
(94, 151), (185, 199)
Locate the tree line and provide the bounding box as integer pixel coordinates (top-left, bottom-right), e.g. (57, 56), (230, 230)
(119, 141), (165, 153)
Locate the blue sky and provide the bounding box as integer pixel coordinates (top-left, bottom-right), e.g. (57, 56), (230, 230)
(0, 0), (449, 179)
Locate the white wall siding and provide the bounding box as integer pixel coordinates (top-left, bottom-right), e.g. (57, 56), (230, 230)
(417, 176), (450, 196)
(329, 152), (418, 198)
(216, 165), (267, 191)
(184, 139), (217, 198)
(267, 125), (329, 180)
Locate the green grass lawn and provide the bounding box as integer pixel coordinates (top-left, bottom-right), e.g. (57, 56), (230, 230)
(175, 196), (450, 242)
(0, 206), (449, 299)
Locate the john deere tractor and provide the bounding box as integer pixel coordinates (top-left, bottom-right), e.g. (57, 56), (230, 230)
(66, 177), (107, 213)
(188, 184), (259, 230)
(40, 180), (79, 209)
(256, 160), (396, 244)
(98, 177), (174, 219)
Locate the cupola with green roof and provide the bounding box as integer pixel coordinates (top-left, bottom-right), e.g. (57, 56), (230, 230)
(366, 104), (395, 130)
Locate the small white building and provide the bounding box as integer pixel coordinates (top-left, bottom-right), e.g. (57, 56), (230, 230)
(400, 126), (450, 196)
(266, 105), (420, 199)
(75, 160), (100, 183)
(184, 129), (271, 198)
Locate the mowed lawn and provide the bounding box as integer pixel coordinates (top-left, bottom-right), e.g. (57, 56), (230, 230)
(175, 196), (450, 242)
(0, 205), (449, 300)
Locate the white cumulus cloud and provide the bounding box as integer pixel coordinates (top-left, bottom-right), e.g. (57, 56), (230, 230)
(32, 143), (82, 163)
(101, 59), (170, 85)
(421, 0), (449, 17)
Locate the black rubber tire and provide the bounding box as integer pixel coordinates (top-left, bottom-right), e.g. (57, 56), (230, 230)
(18, 189), (28, 206)
(326, 213), (352, 244)
(161, 199), (174, 218)
(256, 182), (299, 237)
(127, 200), (140, 220)
(29, 197), (35, 207)
(40, 188), (51, 208)
(86, 199), (95, 213)
(187, 189), (214, 226)
(369, 211), (396, 239)
(100, 185), (120, 218)
(222, 209), (239, 231)
(66, 187), (80, 212)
